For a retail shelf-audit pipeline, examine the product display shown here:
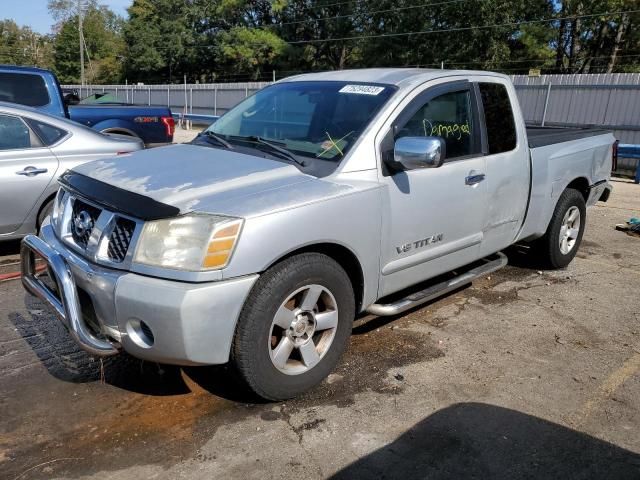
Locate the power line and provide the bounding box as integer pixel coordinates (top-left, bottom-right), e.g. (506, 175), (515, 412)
(273, 0), (472, 28)
(148, 9), (639, 50)
(286, 9), (640, 44)
(295, 0), (382, 11)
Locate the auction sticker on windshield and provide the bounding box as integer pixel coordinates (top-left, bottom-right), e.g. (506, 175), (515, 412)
(339, 85), (385, 95)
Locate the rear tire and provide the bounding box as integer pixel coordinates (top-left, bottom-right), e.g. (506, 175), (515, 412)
(231, 253), (355, 401)
(535, 188), (586, 269)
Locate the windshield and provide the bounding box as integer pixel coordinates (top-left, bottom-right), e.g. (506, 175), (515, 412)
(207, 81), (396, 161)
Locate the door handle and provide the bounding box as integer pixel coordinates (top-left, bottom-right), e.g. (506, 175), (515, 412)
(465, 173), (486, 185)
(16, 166), (48, 177)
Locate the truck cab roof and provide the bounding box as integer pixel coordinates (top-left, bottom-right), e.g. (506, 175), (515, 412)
(0, 64), (54, 75)
(282, 68), (510, 92)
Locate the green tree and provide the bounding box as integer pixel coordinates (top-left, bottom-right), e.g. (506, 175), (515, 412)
(554, 0), (639, 73)
(119, 0), (639, 82)
(50, 1), (126, 84)
(0, 20), (54, 68)
(124, 0), (202, 83)
(217, 27), (287, 80)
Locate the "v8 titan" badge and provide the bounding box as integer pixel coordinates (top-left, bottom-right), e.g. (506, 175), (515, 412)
(396, 233), (444, 254)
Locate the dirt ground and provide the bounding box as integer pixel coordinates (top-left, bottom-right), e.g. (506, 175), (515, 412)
(172, 124), (204, 144)
(1, 179), (639, 480)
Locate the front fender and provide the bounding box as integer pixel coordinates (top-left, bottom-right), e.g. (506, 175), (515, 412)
(221, 186), (383, 311)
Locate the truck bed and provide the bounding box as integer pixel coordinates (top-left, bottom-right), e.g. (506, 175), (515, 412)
(526, 126), (612, 148)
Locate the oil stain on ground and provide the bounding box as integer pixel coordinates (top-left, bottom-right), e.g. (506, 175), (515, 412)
(291, 327), (444, 409)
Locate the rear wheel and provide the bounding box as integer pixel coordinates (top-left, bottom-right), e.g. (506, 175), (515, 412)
(231, 253), (354, 401)
(535, 188), (586, 269)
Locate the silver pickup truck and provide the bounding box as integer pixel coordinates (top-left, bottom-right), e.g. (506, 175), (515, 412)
(21, 69), (614, 400)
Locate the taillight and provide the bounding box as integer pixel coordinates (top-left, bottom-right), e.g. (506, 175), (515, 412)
(116, 151), (131, 155)
(161, 116), (175, 138)
(612, 139), (619, 173)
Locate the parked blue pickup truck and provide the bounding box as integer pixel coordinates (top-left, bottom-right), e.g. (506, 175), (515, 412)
(0, 65), (174, 146)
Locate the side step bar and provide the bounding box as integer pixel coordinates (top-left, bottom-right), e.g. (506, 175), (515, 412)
(366, 252), (508, 316)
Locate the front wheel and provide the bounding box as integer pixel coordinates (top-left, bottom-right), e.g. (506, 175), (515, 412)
(535, 188), (586, 269)
(231, 253), (355, 401)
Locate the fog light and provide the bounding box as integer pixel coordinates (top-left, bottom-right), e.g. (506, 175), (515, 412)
(126, 319), (154, 348)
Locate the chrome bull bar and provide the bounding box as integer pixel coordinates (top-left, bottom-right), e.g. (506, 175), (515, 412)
(20, 234), (119, 356)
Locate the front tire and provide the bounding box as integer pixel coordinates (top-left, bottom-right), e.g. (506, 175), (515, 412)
(231, 253), (355, 401)
(536, 188), (586, 269)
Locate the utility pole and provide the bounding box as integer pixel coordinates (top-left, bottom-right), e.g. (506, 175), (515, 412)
(78, 0), (85, 97)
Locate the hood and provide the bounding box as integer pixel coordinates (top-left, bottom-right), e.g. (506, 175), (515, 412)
(72, 144), (316, 215)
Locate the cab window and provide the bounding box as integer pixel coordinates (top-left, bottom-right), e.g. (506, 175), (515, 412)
(478, 83), (517, 154)
(0, 72), (50, 107)
(396, 89), (477, 160)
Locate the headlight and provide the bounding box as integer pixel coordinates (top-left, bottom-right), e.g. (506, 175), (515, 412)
(133, 214), (243, 271)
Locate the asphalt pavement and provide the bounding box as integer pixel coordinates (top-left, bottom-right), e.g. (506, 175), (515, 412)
(1, 179), (639, 480)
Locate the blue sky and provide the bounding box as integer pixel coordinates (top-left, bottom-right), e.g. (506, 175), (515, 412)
(3, 0), (132, 34)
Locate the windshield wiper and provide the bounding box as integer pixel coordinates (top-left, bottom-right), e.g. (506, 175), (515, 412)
(196, 130), (233, 149)
(234, 135), (305, 167)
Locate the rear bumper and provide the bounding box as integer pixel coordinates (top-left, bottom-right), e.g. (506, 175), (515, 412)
(20, 222), (258, 365)
(587, 180), (612, 206)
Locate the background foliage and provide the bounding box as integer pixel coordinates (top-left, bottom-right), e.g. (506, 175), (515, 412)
(0, 0), (638, 83)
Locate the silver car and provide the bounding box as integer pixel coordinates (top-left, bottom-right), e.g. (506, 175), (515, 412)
(0, 102), (143, 240)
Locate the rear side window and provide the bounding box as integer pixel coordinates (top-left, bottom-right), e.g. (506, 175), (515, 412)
(0, 72), (50, 107)
(26, 119), (67, 146)
(479, 83), (516, 154)
(0, 115), (32, 150)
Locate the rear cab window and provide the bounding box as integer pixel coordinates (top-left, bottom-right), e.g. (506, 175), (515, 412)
(478, 82), (517, 154)
(0, 72), (50, 107)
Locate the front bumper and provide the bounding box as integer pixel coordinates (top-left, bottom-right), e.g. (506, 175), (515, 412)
(20, 223), (258, 365)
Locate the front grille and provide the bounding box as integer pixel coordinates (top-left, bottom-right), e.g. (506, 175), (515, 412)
(71, 199), (101, 248)
(107, 217), (136, 262)
(58, 190), (141, 267)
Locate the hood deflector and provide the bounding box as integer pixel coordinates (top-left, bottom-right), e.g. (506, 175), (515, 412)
(59, 170), (180, 221)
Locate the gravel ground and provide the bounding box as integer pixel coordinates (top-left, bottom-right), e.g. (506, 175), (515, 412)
(172, 124), (204, 144)
(0, 179), (638, 480)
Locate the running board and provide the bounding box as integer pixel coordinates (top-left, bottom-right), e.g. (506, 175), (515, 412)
(366, 252), (508, 316)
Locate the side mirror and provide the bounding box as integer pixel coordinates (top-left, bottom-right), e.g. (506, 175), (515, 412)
(393, 136), (445, 170)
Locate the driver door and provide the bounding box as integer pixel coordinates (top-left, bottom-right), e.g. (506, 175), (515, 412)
(378, 81), (488, 296)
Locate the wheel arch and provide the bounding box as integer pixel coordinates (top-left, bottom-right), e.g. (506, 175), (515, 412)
(99, 127), (140, 138)
(545, 177), (589, 235)
(36, 191), (57, 229)
(263, 242), (365, 313)
(565, 177), (590, 202)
